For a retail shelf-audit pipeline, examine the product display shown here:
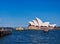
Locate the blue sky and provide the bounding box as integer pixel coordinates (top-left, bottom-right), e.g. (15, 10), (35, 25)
(0, 0), (60, 27)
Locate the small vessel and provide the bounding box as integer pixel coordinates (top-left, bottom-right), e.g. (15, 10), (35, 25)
(16, 27), (24, 31)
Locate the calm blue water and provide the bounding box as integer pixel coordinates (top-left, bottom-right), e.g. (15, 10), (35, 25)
(0, 29), (60, 44)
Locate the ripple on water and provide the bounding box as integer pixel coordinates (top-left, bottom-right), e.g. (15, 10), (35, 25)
(0, 30), (60, 44)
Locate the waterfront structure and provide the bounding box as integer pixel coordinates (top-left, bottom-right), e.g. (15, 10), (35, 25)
(28, 17), (56, 29)
(0, 27), (12, 37)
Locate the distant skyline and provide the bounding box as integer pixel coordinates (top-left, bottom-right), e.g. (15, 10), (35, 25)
(0, 0), (60, 27)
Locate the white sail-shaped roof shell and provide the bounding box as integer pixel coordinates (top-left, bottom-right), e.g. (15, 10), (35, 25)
(29, 17), (56, 27)
(42, 22), (49, 27)
(29, 21), (35, 25)
(49, 24), (56, 27)
(36, 17), (43, 26)
(33, 20), (38, 26)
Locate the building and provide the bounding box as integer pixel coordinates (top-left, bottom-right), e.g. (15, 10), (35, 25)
(28, 17), (56, 29)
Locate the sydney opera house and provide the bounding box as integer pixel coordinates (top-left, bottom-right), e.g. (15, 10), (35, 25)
(28, 17), (56, 29)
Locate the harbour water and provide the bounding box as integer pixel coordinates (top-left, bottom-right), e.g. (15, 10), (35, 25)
(0, 29), (60, 44)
